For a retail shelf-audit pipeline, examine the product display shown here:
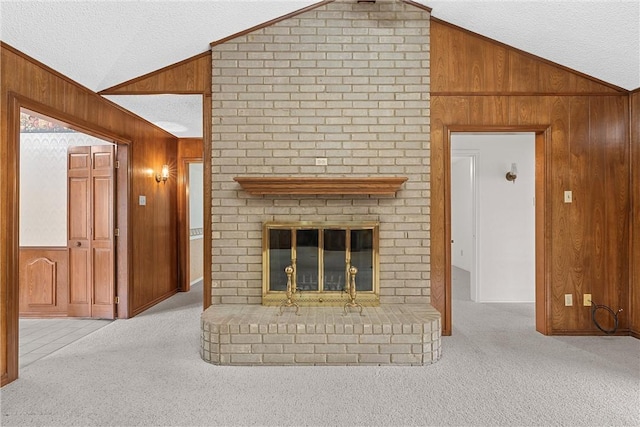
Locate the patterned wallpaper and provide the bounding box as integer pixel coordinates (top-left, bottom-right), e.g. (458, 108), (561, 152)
(20, 112), (73, 133)
(19, 127), (112, 247)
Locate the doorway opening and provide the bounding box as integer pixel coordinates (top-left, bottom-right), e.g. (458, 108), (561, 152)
(187, 161), (204, 289)
(445, 128), (547, 335)
(17, 107), (130, 369)
(451, 133), (535, 303)
(178, 154), (204, 294)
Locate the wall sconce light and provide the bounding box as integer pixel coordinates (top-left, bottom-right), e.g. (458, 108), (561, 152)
(155, 164), (170, 184)
(505, 163), (518, 183)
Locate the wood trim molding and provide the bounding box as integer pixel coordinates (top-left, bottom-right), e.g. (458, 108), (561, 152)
(203, 93), (212, 310)
(178, 155), (204, 293)
(434, 123), (550, 336)
(430, 18), (628, 94)
(17, 97), (131, 146)
(551, 329), (631, 336)
(233, 176), (408, 195)
(1, 43), (176, 139)
(431, 92), (630, 97)
(211, 1), (334, 46)
(400, 0), (432, 13)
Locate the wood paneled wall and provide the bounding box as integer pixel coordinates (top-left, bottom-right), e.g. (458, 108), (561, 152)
(631, 89), (640, 338)
(101, 53), (212, 310)
(430, 19), (631, 336)
(1, 43), (179, 386)
(100, 52), (212, 95)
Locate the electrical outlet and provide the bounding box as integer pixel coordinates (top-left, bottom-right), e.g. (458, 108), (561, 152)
(564, 294), (573, 306)
(315, 157), (328, 166)
(564, 190), (572, 203)
(583, 293), (592, 306)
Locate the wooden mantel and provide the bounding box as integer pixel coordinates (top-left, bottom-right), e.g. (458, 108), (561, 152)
(233, 176), (408, 195)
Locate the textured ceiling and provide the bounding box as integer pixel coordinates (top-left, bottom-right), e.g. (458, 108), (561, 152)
(103, 94), (203, 138)
(2, 0), (638, 137)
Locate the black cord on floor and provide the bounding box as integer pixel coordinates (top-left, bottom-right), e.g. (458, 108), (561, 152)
(590, 300), (623, 335)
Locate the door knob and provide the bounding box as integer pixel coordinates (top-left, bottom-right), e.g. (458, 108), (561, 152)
(75, 241), (81, 247)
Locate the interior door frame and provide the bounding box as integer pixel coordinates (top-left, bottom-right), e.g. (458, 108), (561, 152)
(449, 149), (479, 301)
(178, 157), (203, 292)
(443, 125), (550, 335)
(6, 92), (132, 383)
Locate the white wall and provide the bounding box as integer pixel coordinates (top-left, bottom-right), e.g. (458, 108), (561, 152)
(450, 157), (473, 272)
(188, 162), (203, 230)
(189, 162), (204, 283)
(20, 131), (111, 247)
(452, 133), (535, 303)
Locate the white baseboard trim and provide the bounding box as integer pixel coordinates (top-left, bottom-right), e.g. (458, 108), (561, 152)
(190, 277), (203, 286)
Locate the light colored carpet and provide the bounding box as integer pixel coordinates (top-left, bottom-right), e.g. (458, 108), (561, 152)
(1, 277), (639, 426)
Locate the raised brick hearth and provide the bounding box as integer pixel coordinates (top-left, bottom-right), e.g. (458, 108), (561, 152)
(201, 305), (441, 365)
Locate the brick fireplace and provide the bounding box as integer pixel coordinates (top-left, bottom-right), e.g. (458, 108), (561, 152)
(201, 0), (441, 365)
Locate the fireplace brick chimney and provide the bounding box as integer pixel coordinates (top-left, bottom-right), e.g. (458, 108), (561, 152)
(210, 0), (431, 307)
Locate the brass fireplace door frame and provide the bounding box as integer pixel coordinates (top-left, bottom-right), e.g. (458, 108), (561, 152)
(262, 221), (380, 306)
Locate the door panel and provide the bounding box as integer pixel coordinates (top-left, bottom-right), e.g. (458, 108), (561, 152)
(68, 249), (90, 303)
(91, 146), (115, 319)
(67, 145), (115, 319)
(25, 257), (56, 306)
(93, 178), (111, 239)
(92, 248), (113, 317)
(18, 248), (69, 316)
(67, 147), (91, 317)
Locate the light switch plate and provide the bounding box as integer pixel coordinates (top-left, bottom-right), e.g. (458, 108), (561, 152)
(564, 294), (573, 306)
(139, 195), (146, 206)
(564, 190), (572, 203)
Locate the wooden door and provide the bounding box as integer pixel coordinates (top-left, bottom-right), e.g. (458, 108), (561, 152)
(90, 146), (115, 319)
(67, 145), (115, 319)
(68, 147), (92, 317)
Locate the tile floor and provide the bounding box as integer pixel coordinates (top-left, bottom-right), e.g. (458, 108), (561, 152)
(19, 318), (112, 368)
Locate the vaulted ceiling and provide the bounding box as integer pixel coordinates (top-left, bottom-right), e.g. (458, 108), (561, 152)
(2, 0), (638, 137)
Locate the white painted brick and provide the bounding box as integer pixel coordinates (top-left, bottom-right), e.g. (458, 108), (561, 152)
(230, 354), (262, 364)
(391, 354), (422, 364)
(327, 354), (359, 364)
(314, 344), (346, 354)
(359, 354), (390, 364)
(284, 344), (314, 354)
(251, 344), (283, 354)
(359, 335), (391, 344)
(295, 354), (327, 364)
(212, 0), (431, 306)
(295, 334), (327, 344)
(263, 354), (295, 364)
(327, 335), (359, 344)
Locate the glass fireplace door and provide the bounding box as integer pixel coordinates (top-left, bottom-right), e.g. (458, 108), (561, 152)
(295, 229), (319, 291)
(323, 229), (346, 292)
(263, 222), (379, 306)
